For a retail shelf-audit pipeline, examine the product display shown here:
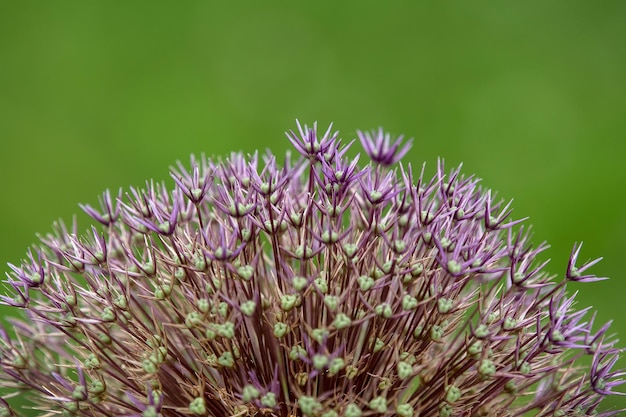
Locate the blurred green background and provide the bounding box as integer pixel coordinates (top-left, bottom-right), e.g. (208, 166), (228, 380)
(1, 1), (625, 413)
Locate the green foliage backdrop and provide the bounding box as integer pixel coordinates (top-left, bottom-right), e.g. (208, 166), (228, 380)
(1, 1), (625, 412)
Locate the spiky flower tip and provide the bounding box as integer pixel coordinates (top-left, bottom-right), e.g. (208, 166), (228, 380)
(0, 122), (624, 417)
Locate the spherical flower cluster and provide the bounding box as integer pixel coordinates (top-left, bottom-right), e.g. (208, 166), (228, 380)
(0, 122), (623, 417)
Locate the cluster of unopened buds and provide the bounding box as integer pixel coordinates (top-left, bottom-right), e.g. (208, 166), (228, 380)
(0, 122), (623, 416)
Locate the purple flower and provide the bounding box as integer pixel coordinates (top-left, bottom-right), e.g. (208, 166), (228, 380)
(0, 122), (623, 417)
(357, 127), (412, 166)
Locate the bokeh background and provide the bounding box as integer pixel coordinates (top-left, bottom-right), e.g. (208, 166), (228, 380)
(1, 1), (625, 413)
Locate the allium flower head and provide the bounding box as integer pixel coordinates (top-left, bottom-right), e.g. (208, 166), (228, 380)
(1, 122), (624, 417)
